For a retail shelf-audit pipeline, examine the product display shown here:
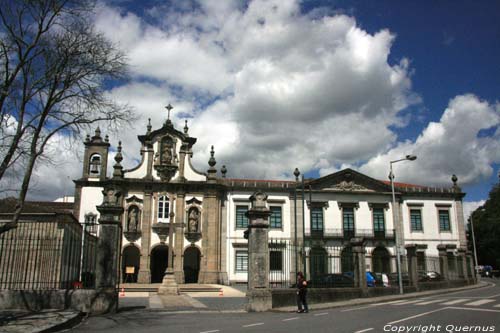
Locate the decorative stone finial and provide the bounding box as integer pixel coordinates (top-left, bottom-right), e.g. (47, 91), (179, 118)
(208, 145), (216, 167)
(451, 174), (458, 186)
(207, 145), (217, 183)
(113, 141), (124, 178)
(105, 134), (109, 143)
(147, 118), (152, 134)
(85, 134), (90, 143)
(293, 168), (300, 181)
(184, 119), (189, 134)
(221, 165), (227, 178)
(95, 127), (101, 138)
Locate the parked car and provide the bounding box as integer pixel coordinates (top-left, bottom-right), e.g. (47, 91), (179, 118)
(366, 272), (376, 287)
(417, 271), (442, 282)
(370, 272), (390, 287)
(388, 272), (410, 286)
(308, 273), (355, 288)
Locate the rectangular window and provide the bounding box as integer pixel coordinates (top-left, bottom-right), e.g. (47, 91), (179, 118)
(410, 209), (423, 231)
(269, 206), (282, 229)
(439, 210), (451, 231)
(343, 207), (355, 231)
(373, 208), (385, 231)
(235, 205), (248, 229)
(311, 207), (324, 231)
(235, 251), (248, 272)
(158, 201), (163, 219)
(270, 251), (283, 271)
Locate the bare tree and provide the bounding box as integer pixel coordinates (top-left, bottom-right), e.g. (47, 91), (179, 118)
(0, 0), (135, 233)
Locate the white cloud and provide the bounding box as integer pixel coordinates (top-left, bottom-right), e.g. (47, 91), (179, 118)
(12, 0), (499, 200)
(359, 94), (500, 187)
(463, 200), (486, 221)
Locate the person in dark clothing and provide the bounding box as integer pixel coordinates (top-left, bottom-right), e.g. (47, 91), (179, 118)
(296, 271), (309, 313)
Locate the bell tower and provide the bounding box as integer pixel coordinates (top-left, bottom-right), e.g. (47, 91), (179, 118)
(82, 127), (110, 180)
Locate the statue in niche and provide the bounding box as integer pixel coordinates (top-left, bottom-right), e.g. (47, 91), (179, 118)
(128, 206), (139, 231)
(161, 137), (173, 165)
(188, 207), (199, 233)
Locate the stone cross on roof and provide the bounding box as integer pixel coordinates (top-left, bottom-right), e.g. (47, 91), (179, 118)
(165, 103), (173, 121)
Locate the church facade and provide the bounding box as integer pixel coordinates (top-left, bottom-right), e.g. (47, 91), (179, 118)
(74, 108), (467, 285)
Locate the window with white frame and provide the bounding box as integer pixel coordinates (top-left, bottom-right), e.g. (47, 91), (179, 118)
(158, 195), (170, 222)
(269, 206), (282, 229)
(235, 251), (248, 272)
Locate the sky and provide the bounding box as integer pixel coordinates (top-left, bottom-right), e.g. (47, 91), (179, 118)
(15, 0), (500, 218)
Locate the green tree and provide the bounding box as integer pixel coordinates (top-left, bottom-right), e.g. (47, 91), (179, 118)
(470, 176), (500, 269)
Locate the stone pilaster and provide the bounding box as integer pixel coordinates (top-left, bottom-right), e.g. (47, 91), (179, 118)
(457, 248), (468, 280)
(405, 244), (418, 289)
(198, 190), (220, 284)
(455, 200), (467, 249)
(351, 238), (366, 291)
(437, 245), (449, 281)
(174, 192), (185, 283)
(246, 191), (272, 312)
(466, 251), (476, 283)
(94, 185), (124, 314)
(138, 190), (153, 283)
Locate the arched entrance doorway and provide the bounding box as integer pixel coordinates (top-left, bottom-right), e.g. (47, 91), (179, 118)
(122, 245), (140, 283)
(309, 247), (327, 282)
(372, 247), (391, 273)
(341, 246), (354, 273)
(183, 246), (201, 283)
(150, 245), (168, 283)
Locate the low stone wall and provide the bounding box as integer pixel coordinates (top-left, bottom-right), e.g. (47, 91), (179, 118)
(0, 288), (117, 314)
(271, 279), (471, 308)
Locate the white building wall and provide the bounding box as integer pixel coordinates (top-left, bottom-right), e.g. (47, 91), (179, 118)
(78, 187), (103, 222)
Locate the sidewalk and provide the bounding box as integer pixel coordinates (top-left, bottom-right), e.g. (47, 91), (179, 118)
(272, 281), (490, 312)
(0, 309), (81, 333)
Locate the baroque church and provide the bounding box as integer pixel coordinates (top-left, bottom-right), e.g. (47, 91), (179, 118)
(74, 106), (467, 285)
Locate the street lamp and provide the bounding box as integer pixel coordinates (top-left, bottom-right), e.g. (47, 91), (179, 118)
(389, 154), (417, 294)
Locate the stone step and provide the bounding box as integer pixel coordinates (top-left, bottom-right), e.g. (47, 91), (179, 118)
(120, 283), (221, 293)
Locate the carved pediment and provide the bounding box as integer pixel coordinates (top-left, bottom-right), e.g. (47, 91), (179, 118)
(186, 197), (202, 206)
(126, 195), (143, 204)
(308, 168), (391, 193)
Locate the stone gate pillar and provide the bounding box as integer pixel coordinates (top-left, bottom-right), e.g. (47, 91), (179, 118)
(437, 245), (449, 281)
(466, 251), (476, 283)
(351, 238), (366, 291)
(95, 185), (124, 314)
(405, 244), (418, 289)
(457, 248), (468, 281)
(246, 191), (272, 312)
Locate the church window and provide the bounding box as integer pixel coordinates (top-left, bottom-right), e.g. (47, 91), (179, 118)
(235, 205), (248, 229)
(158, 195), (170, 221)
(269, 206), (282, 229)
(235, 251), (248, 272)
(89, 154), (101, 176)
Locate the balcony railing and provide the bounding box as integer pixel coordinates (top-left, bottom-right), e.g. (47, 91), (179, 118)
(305, 228), (395, 240)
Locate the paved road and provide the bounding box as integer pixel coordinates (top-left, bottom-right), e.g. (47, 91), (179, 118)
(72, 279), (500, 333)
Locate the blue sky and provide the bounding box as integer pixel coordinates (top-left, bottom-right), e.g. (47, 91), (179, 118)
(19, 0), (499, 217)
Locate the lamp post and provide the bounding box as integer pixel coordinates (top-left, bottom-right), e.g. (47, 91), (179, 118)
(389, 154), (417, 294)
(293, 168), (300, 284)
(469, 213), (479, 276)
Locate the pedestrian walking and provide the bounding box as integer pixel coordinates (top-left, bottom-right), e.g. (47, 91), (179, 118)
(296, 271), (308, 313)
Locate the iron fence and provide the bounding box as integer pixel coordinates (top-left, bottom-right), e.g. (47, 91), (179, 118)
(0, 220), (98, 290)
